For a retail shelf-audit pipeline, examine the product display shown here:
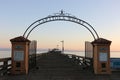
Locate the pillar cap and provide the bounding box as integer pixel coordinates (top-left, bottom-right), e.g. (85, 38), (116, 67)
(10, 36), (30, 42)
(92, 38), (111, 44)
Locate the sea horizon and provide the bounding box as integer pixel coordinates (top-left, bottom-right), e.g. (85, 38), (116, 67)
(1, 48), (120, 52)
(0, 49), (120, 58)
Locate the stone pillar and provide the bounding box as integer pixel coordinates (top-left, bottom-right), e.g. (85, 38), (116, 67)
(92, 38), (111, 74)
(10, 36), (30, 74)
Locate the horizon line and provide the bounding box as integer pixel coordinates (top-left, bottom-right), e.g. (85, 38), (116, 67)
(0, 48), (120, 52)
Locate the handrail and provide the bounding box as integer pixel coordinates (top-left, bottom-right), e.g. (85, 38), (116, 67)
(0, 57), (11, 76)
(65, 54), (93, 68)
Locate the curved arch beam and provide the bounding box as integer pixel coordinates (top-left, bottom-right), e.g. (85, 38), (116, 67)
(23, 14), (99, 40)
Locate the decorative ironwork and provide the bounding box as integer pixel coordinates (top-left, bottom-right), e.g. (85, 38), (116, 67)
(53, 10), (73, 17)
(23, 10), (99, 40)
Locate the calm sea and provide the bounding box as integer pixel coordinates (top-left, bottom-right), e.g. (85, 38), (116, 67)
(0, 50), (120, 58)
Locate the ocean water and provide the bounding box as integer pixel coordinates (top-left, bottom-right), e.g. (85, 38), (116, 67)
(0, 50), (11, 58)
(0, 50), (120, 58)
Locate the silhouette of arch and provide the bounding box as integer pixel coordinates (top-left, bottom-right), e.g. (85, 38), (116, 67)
(23, 11), (99, 40)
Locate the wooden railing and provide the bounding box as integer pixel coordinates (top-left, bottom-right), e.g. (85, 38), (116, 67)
(66, 54), (93, 69)
(0, 57), (11, 76)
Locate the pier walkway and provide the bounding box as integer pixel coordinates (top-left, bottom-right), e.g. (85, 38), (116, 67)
(0, 53), (120, 80)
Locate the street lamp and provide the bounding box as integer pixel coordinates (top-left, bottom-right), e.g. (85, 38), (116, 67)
(60, 40), (64, 53)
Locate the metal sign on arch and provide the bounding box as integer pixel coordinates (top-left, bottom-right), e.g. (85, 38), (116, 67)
(23, 10), (99, 40)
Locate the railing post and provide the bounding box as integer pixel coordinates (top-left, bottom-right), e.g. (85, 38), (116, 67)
(3, 60), (8, 70)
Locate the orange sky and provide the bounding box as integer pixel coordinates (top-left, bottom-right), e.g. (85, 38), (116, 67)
(0, 0), (120, 51)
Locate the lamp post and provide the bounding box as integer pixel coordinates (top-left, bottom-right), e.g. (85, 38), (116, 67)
(60, 40), (64, 53)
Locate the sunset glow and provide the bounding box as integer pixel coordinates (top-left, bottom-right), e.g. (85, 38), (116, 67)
(0, 0), (120, 51)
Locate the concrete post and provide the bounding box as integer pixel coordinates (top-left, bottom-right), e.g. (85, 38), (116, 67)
(10, 36), (30, 74)
(92, 38), (111, 74)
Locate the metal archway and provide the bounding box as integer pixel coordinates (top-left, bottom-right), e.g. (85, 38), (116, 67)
(23, 10), (99, 40)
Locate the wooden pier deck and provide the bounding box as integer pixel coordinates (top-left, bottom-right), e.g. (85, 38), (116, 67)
(0, 53), (120, 80)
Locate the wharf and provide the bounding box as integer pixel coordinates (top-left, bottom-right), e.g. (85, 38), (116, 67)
(0, 53), (120, 80)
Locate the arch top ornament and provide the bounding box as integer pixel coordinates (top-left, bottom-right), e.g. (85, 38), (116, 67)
(23, 10), (99, 40)
(53, 10), (74, 16)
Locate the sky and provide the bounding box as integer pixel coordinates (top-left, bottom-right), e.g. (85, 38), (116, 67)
(0, 0), (120, 51)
